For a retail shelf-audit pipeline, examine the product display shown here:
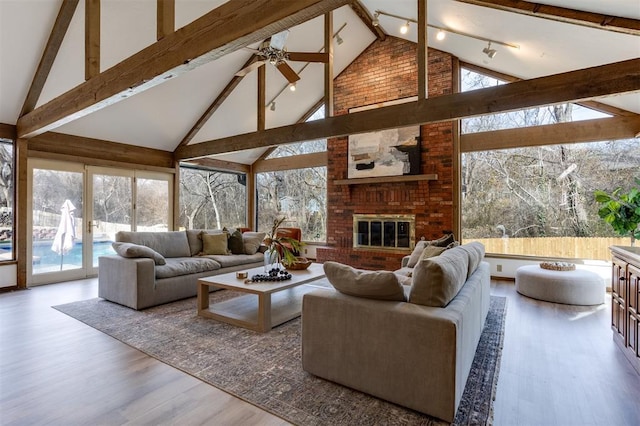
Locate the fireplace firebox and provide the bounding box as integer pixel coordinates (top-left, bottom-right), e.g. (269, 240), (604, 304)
(353, 214), (415, 251)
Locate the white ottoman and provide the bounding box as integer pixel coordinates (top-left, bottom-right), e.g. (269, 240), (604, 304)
(515, 265), (605, 305)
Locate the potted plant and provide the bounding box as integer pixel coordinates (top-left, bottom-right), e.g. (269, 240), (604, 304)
(594, 177), (640, 247)
(263, 217), (304, 270)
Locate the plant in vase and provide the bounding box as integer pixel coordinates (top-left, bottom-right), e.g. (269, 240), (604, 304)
(594, 177), (640, 247)
(263, 217), (304, 272)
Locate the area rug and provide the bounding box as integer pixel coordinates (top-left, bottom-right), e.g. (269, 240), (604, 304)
(54, 286), (507, 425)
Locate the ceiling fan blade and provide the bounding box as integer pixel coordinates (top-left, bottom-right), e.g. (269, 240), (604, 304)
(235, 60), (265, 77)
(276, 62), (301, 84)
(270, 30), (289, 50)
(287, 52), (329, 63)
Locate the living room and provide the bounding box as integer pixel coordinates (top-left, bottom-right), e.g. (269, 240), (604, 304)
(1, 0), (639, 424)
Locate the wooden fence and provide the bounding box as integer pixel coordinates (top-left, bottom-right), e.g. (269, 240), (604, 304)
(464, 237), (631, 261)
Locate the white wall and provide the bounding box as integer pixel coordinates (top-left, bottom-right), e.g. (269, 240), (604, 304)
(0, 263), (17, 288)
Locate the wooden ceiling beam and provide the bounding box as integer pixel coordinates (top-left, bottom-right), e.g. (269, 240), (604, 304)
(17, 0), (351, 139)
(175, 58), (640, 159)
(350, 0), (386, 40)
(157, 0), (175, 40)
(85, 0), (100, 80)
(183, 158), (251, 174)
(454, 0), (640, 35)
(0, 124), (17, 141)
(461, 115), (640, 152)
(20, 0), (79, 117)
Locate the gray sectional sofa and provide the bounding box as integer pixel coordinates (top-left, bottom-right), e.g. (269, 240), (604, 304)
(98, 229), (265, 310)
(301, 242), (489, 422)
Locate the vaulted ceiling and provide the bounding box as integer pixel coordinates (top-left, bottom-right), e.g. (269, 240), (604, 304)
(1, 0), (638, 165)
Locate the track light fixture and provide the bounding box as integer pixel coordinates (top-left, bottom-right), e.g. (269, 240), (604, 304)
(372, 9), (519, 51)
(270, 101), (276, 111)
(482, 42), (497, 58)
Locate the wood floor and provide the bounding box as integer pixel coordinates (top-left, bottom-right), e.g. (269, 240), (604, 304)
(1, 279), (639, 425)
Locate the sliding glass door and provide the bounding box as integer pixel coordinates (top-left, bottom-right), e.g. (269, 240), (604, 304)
(29, 159), (173, 285)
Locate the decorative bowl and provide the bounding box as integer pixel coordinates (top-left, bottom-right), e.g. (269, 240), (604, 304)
(284, 257), (312, 270)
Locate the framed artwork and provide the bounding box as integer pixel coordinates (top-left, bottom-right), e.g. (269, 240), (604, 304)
(347, 97), (420, 179)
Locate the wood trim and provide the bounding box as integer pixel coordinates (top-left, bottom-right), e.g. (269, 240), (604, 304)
(16, 139), (28, 289)
(0, 124), (17, 140)
(460, 115), (640, 152)
(417, 0), (427, 100)
(461, 61), (637, 117)
(253, 151), (327, 173)
(454, 0), (640, 35)
(334, 174), (438, 186)
(184, 157), (251, 174)
(178, 55), (261, 148)
(247, 165), (255, 230)
(29, 132), (175, 169)
(17, 0), (351, 139)
(157, 0), (175, 40)
(452, 56), (461, 245)
(175, 58), (640, 159)
(350, 0), (386, 41)
(20, 0), (79, 116)
(85, 0), (100, 80)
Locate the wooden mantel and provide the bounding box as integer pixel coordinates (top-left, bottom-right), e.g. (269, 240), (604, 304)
(333, 174), (438, 186)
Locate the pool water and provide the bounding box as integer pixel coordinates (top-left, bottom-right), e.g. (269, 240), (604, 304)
(31, 240), (114, 273)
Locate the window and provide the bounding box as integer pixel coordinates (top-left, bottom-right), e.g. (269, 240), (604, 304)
(179, 166), (246, 229)
(460, 68), (639, 261)
(0, 139), (13, 262)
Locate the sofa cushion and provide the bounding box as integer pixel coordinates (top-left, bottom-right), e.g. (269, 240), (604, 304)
(324, 261), (406, 301)
(112, 242), (166, 265)
(186, 229), (224, 256)
(116, 231), (191, 258)
(201, 232), (229, 255)
(458, 242), (485, 278)
(228, 229), (245, 254)
(155, 257), (221, 279)
(242, 232), (266, 255)
(409, 246), (469, 307)
(202, 252), (264, 268)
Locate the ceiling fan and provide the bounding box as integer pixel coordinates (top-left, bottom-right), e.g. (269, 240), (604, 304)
(235, 30), (329, 84)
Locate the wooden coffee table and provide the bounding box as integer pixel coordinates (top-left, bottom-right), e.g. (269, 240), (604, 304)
(197, 263), (326, 332)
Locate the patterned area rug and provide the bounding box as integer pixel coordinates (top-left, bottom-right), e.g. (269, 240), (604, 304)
(54, 285), (507, 425)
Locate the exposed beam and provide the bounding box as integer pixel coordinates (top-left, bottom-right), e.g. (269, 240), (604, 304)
(258, 63), (266, 131)
(85, 0), (100, 80)
(175, 58), (640, 159)
(253, 152), (327, 173)
(0, 124), (17, 141)
(184, 158), (251, 174)
(455, 0), (640, 35)
(350, 0), (386, 40)
(17, 0), (351, 139)
(178, 55), (261, 148)
(324, 12), (334, 118)
(20, 0), (79, 117)
(157, 0), (175, 40)
(461, 61), (639, 117)
(461, 115), (640, 152)
(417, 0), (427, 100)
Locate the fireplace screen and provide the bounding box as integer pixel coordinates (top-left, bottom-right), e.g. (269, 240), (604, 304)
(353, 214), (415, 251)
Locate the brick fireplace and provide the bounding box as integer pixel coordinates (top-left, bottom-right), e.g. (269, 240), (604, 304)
(316, 37), (455, 271)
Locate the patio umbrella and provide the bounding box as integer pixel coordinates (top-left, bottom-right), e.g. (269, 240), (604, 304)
(51, 200), (76, 270)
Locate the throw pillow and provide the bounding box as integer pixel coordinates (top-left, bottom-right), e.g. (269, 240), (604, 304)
(407, 241), (428, 268)
(112, 242), (166, 265)
(324, 261), (406, 301)
(201, 232), (229, 255)
(227, 229), (244, 254)
(242, 232), (266, 255)
(409, 247), (469, 307)
(430, 233), (455, 247)
(420, 244), (447, 260)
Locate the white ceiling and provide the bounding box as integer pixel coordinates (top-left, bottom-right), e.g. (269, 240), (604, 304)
(0, 0), (638, 164)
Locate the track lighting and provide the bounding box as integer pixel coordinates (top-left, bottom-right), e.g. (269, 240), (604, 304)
(336, 34), (343, 45)
(372, 12), (379, 27)
(289, 83), (296, 92)
(400, 21), (410, 34)
(482, 42), (497, 59)
(270, 101), (276, 111)
(436, 29), (446, 41)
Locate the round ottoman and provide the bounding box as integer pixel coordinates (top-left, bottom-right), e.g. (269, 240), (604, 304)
(515, 264), (605, 305)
